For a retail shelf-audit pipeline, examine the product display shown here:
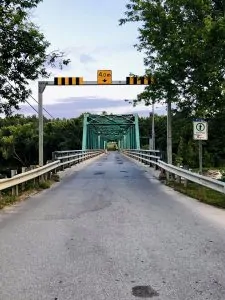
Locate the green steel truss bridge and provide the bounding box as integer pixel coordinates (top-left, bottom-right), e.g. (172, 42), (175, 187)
(82, 113), (140, 150)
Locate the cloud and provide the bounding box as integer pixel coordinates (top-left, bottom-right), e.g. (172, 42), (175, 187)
(65, 43), (134, 56)
(79, 54), (96, 64)
(17, 96), (166, 119)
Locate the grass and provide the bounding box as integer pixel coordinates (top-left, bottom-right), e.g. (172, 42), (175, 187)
(0, 195), (17, 209)
(0, 174), (60, 210)
(167, 180), (225, 209)
(191, 167), (225, 174)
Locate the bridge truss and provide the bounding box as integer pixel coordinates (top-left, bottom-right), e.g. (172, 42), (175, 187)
(82, 113), (140, 150)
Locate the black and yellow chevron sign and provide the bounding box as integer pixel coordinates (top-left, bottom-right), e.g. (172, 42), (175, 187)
(126, 76), (154, 85)
(54, 77), (83, 85)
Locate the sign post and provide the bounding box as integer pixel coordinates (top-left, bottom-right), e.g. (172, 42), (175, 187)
(193, 119), (208, 174)
(199, 140), (203, 174)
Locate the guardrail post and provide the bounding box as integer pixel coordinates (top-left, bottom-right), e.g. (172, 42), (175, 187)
(176, 175), (181, 184)
(61, 160), (65, 171)
(21, 167), (26, 191)
(68, 158), (71, 168)
(52, 166), (57, 175)
(159, 168), (166, 181)
(46, 170), (50, 180)
(166, 170), (172, 181)
(183, 166), (188, 187)
(142, 151), (145, 164)
(52, 151), (56, 161)
(67, 153), (71, 168)
(175, 164), (181, 183)
(66, 152), (70, 167)
(38, 174), (42, 183)
(150, 151), (154, 167)
(11, 170), (18, 196)
(29, 165), (37, 185)
(42, 171), (47, 181)
(154, 151), (158, 170)
(137, 151), (140, 161)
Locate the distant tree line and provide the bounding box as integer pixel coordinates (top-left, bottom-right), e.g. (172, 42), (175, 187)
(0, 109), (225, 175)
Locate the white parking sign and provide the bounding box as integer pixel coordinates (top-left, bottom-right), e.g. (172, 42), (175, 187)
(193, 120), (208, 140)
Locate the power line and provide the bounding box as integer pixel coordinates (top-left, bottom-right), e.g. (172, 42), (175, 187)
(3, 78), (54, 119)
(24, 99), (39, 114)
(28, 92), (54, 119)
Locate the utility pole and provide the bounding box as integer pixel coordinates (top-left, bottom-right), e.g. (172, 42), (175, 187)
(149, 110), (152, 150)
(167, 99), (172, 165)
(152, 102), (155, 150)
(38, 82), (45, 167)
(149, 102), (155, 150)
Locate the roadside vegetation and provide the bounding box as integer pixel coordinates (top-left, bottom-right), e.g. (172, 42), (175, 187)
(166, 181), (225, 209)
(0, 175), (60, 210)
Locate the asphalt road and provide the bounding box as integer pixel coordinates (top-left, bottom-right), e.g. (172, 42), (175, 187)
(0, 152), (225, 300)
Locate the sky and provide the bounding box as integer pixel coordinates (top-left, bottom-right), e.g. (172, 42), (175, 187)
(18, 0), (166, 119)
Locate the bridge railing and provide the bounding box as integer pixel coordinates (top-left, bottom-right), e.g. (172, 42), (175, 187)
(123, 149), (161, 168)
(52, 150), (99, 168)
(123, 149), (225, 194)
(0, 150), (103, 195)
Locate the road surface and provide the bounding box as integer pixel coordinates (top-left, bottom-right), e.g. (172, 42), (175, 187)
(0, 152), (225, 299)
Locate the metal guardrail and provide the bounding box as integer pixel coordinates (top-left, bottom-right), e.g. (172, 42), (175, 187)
(0, 150), (103, 193)
(123, 149), (161, 166)
(123, 149), (225, 194)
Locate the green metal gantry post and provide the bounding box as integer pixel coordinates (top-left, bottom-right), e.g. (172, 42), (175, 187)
(134, 114), (140, 150)
(82, 113), (88, 150)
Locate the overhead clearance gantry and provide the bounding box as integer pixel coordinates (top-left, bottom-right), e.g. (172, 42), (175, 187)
(38, 70), (154, 166)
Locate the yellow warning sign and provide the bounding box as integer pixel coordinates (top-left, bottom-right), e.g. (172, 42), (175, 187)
(97, 70), (112, 84)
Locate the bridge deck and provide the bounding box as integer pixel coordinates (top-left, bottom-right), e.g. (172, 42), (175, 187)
(0, 152), (225, 299)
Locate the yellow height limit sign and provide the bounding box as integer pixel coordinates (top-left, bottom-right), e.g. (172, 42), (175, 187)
(97, 70), (112, 84)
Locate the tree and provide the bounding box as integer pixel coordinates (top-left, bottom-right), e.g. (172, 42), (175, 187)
(0, 122), (38, 166)
(0, 0), (70, 115)
(44, 118), (83, 161)
(119, 0), (225, 116)
(175, 137), (184, 166)
(0, 115), (83, 170)
(139, 114), (167, 153)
